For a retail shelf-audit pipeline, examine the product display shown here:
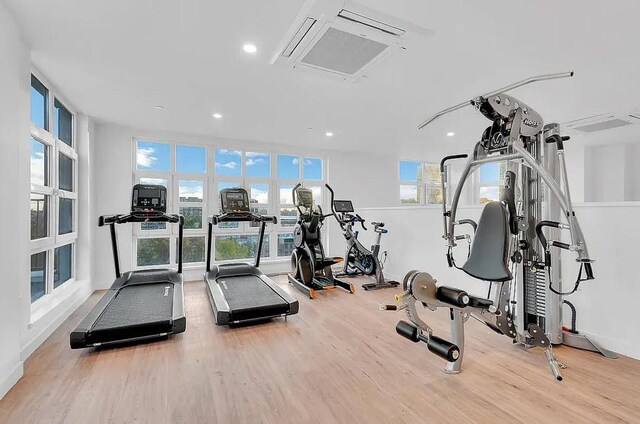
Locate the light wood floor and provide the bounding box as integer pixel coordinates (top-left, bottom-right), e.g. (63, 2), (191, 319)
(1, 276), (639, 424)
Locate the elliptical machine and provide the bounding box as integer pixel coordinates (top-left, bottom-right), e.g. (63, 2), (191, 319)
(330, 191), (399, 291)
(288, 183), (355, 299)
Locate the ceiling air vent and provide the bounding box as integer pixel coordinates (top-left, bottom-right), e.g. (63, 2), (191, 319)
(299, 27), (389, 75)
(563, 113), (639, 134)
(271, 0), (432, 82)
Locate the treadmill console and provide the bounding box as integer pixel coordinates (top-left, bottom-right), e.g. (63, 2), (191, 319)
(132, 184), (167, 212)
(295, 188), (314, 208)
(220, 188), (250, 212)
(333, 200), (354, 213)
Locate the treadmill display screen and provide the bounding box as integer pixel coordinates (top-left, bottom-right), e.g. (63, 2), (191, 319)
(333, 200), (354, 213)
(296, 188), (314, 208)
(220, 188), (250, 212)
(132, 184), (167, 212)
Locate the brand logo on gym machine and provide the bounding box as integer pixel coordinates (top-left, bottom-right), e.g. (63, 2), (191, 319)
(164, 286), (170, 297)
(523, 118), (541, 128)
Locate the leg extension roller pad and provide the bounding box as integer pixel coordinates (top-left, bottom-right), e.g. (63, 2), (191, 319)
(436, 286), (470, 308)
(396, 321), (460, 362)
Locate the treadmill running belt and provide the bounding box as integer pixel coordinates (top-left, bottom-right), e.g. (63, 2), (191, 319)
(90, 284), (174, 342)
(218, 275), (287, 310)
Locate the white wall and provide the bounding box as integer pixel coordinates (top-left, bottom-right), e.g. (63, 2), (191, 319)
(0, 0), (30, 399)
(0, 5), (95, 399)
(347, 203), (639, 359)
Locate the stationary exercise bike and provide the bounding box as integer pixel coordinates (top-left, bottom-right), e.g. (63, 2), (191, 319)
(329, 190), (399, 291)
(287, 183), (355, 299)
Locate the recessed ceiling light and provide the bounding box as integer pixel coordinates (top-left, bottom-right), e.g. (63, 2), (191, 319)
(154, 106), (164, 110)
(325, 132), (333, 137)
(212, 113), (222, 119)
(306, 127), (313, 132)
(446, 132), (455, 137)
(243, 43), (257, 54)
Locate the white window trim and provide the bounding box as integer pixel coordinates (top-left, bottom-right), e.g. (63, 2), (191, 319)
(133, 139), (327, 268)
(398, 160), (443, 206)
(29, 70), (79, 308)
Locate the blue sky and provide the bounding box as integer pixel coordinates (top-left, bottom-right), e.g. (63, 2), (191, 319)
(277, 155), (299, 179)
(399, 160), (421, 180)
(215, 149), (241, 176)
(246, 152), (270, 177)
(31, 84), (46, 129)
(137, 141), (170, 171)
(303, 158), (322, 180)
(479, 163), (499, 183)
(176, 145), (205, 173)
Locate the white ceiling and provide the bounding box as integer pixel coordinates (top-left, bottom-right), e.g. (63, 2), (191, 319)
(5, 0), (640, 156)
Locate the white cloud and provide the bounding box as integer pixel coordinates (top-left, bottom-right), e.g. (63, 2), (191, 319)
(304, 159), (313, 165)
(179, 181), (203, 200)
(215, 161), (237, 169)
(246, 152), (268, 158)
(140, 178), (167, 187)
(246, 158), (266, 167)
(250, 187), (269, 203)
(137, 147), (157, 168)
(217, 149), (241, 156)
(400, 185), (417, 199)
(30, 151), (46, 184)
(292, 157), (299, 165)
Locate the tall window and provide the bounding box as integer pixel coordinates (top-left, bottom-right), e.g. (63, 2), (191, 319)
(477, 162), (507, 204)
(134, 141), (325, 266)
(30, 74), (77, 303)
(398, 160), (441, 205)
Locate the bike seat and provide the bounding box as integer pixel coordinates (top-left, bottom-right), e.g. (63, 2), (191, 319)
(372, 222), (385, 228)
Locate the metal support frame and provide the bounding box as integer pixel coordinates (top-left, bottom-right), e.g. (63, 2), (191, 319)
(386, 72), (616, 381)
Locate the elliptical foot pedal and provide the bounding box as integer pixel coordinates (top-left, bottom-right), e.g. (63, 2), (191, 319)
(362, 280), (400, 291)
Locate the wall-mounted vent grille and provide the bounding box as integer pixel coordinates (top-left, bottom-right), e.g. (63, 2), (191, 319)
(573, 118), (632, 133)
(299, 27), (389, 75)
(563, 113), (639, 134)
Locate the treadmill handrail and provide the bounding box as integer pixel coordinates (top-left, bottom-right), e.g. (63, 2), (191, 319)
(100, 213), (185, 277)
(209, 212), (278, 225)
(99, 212), (181, 226)
(206, 213), (275, 271)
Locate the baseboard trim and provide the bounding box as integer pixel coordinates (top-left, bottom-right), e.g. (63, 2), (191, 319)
(21, 280), (94, 361)
(0, 361), (23, 400)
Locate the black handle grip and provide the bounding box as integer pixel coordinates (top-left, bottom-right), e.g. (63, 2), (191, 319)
(440, 154), (468, 172)
(552, 241), (570, 250)
(396, 321), (420, 343)
(536, 220), (560, 250)
(427, 335), (460, 362)
(436, 286), (470, 308)
(584, 262), (594, 280)
(381, 304), (398, 311)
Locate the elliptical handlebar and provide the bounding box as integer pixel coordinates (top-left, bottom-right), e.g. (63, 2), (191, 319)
(325, 183), (345, 230)
(292, 183), (303, 215)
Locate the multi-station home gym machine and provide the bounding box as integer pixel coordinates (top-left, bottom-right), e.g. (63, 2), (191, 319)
(384, 72), (616, 381)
